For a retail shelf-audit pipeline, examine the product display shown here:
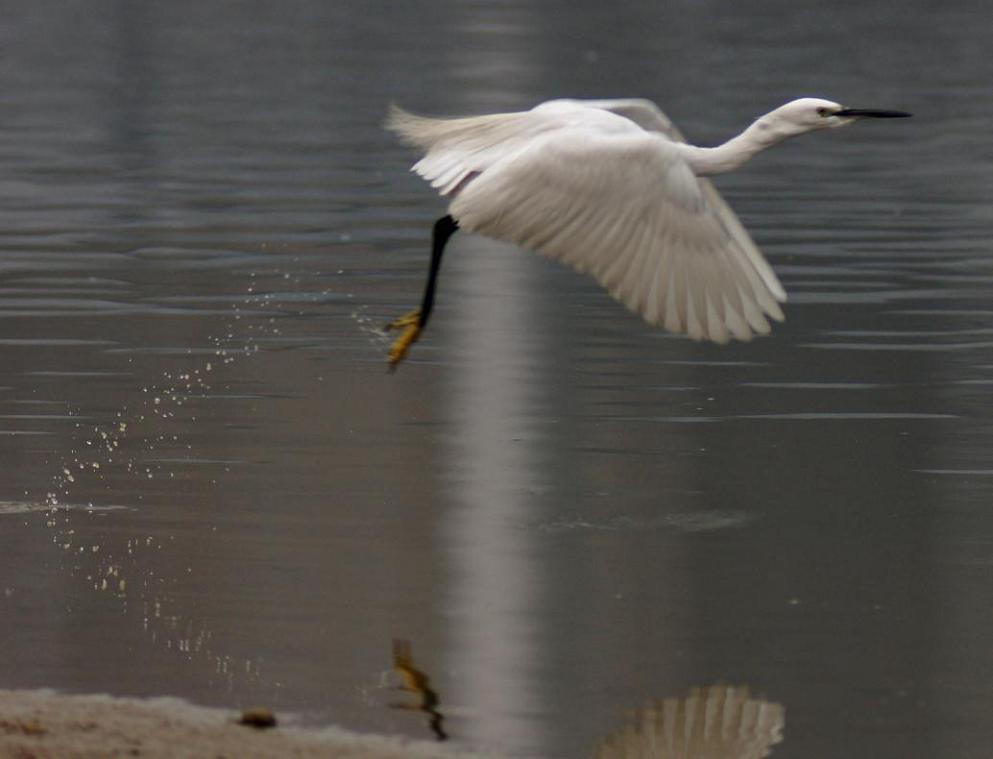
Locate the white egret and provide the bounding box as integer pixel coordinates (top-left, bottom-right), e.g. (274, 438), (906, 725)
(384, 97), (910, 366)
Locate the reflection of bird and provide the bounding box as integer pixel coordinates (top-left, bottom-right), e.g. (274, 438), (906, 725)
(389, 639), (447, 741)
(594, 685), (785, 759)
(385, 97), (910, 366)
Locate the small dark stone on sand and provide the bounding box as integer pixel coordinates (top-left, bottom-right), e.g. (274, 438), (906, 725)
(237, 707), (277, 729)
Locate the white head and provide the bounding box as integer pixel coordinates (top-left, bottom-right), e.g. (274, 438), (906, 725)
(758, 97), (912, 139)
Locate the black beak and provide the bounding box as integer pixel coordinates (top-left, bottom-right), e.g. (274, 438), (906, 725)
(834, 107), (912, 118)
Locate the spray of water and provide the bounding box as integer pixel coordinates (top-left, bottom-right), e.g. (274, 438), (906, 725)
(34, 271), (297, 692)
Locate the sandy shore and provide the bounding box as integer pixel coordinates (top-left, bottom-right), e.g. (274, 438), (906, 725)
(0, 689), (494, 759)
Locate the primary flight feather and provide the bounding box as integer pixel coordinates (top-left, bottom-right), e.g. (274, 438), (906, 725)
(384, 97), (910, 366)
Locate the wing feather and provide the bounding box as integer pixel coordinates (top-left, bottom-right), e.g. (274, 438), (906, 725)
(643, 266), (662, 325)
(624, 214), (660, 317)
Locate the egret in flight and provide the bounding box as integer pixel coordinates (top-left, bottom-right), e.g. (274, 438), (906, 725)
(384, 97), (910, 367)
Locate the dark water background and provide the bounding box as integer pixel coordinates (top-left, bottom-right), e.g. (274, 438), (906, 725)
(1, 1), (992, 757)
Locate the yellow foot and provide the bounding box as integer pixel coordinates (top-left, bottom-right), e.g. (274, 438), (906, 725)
(384, 310), (423, 369)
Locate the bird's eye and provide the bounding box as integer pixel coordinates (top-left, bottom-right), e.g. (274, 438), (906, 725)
(816, 107), (831, 117)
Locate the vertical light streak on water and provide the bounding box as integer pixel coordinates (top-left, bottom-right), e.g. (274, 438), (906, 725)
(442, 237), (547, 756)
(431, 3), (550, 751)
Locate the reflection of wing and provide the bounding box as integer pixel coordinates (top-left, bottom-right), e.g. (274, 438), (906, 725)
(594, 685), (785, 759)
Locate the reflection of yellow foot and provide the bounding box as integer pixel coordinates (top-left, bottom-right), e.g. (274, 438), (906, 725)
(385, 310), (422, 369)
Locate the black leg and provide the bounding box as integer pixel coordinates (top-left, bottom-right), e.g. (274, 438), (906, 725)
(385, 214), (459, 369)
(418, 214), (459, 328)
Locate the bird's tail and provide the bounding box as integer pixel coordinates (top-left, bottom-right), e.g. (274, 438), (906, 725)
(384, 105), (437, 148)
(385, 104), (528, 152)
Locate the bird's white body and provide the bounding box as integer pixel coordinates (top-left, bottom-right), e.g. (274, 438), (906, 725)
(388, 97), (897, 344)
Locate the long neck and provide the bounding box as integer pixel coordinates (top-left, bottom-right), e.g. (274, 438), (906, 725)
(676, 116), (796, 176)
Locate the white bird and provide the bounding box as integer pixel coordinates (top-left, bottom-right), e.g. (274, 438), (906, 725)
(384, 97), (910, 367)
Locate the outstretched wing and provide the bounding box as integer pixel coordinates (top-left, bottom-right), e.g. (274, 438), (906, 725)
(450, 127), (784, 343)
(571, 98), (788, 325)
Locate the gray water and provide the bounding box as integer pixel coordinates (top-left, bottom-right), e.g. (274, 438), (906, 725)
(1, 1), (992, 757)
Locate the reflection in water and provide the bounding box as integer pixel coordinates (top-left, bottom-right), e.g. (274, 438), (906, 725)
(15, 278), (287, 695)
(595, 685), (784, 759)
(444, 237), (547, 754)
(439, 3), (547, 750)
(389, 639), (447, 742)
